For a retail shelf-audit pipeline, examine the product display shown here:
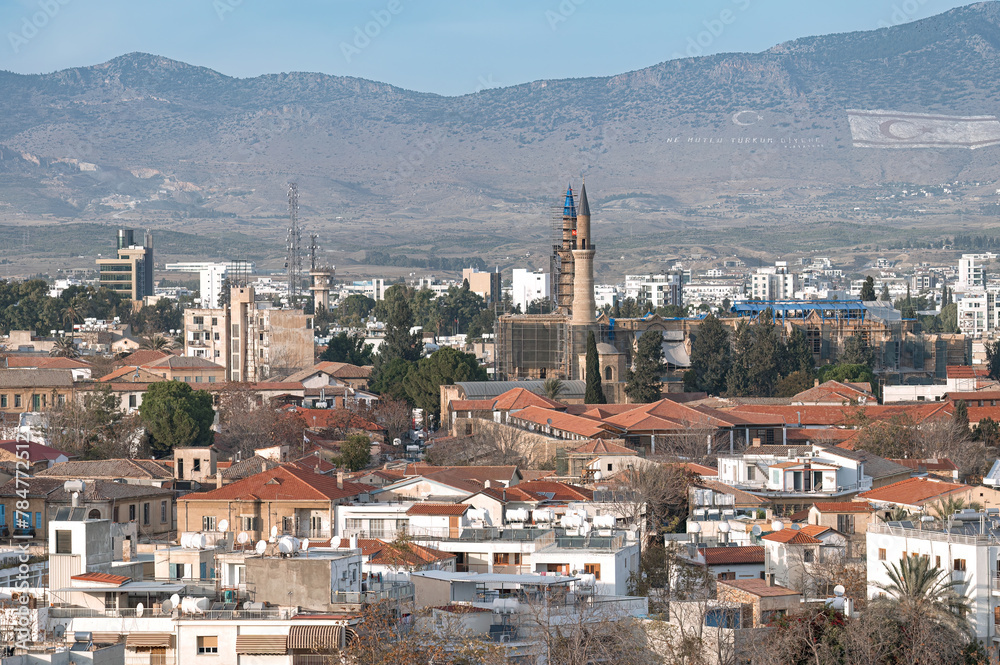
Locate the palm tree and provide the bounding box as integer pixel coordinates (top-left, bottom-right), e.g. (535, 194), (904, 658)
(873, 555), (971, 636)
(543, 377), (564, 400)
(139, 334), (173, 351)
(62, 305), (82, 333)
(49, 336), (79, 358)
(932, 496), (983, 520)
(879, 506), (910, 523)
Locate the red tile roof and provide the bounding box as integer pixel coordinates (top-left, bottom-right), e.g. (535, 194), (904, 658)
(811, 502), (874, 513)
(857, 477), (968, 506)
(946, 365), (989, 379)
(492, 388), (566, 412)
(792, 381), (874, 405)
(718, 578), (800, 597)
(291, 408), (384, 432)
(889, 458), (958, 472)
(450, 399), (497, 412)
(509, 406), (619, 438)
(0, 440), (69, 461)
(71, 572), (130, 586)
(568, 440), (636, 456)
(726, 403), (953, 427)
(761, 530), (822, 544)
(798, 524), (836, 538)
(516, 480), (593, 501)
(98, 365), (166, 383)
(180, 465), (368, 502)
(701, 546), (764, 565)
(405, 503), (470, 516)
(114, 349), (172, 368)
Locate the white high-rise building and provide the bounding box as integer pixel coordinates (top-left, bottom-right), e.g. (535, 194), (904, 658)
(624, 273), (683, 308)
(512, 269), (551, 312)
(750, 262), (798, 301)
(199, 264), (229, 309)
(958, 253), (995, 289)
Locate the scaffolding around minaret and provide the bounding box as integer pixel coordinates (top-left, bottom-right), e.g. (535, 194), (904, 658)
(551, 184), (578, 316)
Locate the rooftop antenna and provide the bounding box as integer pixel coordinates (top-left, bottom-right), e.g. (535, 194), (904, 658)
(286, 183), (302, 298)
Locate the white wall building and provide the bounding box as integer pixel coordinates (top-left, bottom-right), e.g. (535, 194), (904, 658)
(958, 290), (1000, 337)
(512, 269), (551, 312)
(866, 519), (1000, 643)
(750, 263), (798, 301)
(958, 253), (995, 289)
(624, 273), (682, 308)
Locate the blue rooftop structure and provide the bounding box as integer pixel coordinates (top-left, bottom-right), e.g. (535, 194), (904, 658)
(731, 300), (872, 322)
(563, 184), (577, 219)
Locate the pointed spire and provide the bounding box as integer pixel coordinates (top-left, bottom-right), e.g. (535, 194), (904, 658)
(563, 183), (577, 219)
(579, 180), (590, 217)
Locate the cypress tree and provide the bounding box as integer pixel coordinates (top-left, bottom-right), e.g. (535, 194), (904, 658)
(625, 330), (666, 404)
(584, 331), (607, 404)
(687, 313), (731, 395)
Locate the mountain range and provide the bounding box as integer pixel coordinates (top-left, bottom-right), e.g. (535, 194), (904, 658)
(3, 2), (1000, 268)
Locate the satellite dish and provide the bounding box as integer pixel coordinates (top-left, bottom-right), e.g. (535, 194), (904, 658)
(834, 584), (846, 597)
(53, 625), (65, 638)
(243, 601), (252, 610)
(718, 522), (731, 533)
(688, 522), (701, 534)
(170, 594), (181, 607)
(270, 525), (278, 538)
(217, 519), (229, 533)
(161, 599), (173, 614)
(301, 538), (310, 551)
(791, 524), (801, 531)
(255, 540), (267, 555)
(135, 603), (144, 618)
(237, 532), (250, 545)
(547, 418), (553, 426)
(771, 520), (785, 532)
(751, 525), (763, 536)
(393, 438), (402, 446)
(594, 471), (603, 481)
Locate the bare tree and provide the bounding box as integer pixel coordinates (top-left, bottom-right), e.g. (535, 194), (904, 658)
(348, 397), (413, 444)
(215, 384), (306, 459)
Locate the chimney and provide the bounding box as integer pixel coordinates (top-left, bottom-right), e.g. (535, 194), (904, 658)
(216, 471), (223, 489)
(751, 438), (761, 447)
(814, 379), (820, 388)
(337, 471), (344, 490)
(122, 537), (132, 563)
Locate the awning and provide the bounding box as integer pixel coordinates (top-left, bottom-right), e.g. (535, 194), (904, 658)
(346, 627), (359, 645)
(85, 632), (122, 644)
(288, 625), (342, 651)
(235, 635), (287, 655)
(662, 342), (691, 368)
(126, 633), (174, 648)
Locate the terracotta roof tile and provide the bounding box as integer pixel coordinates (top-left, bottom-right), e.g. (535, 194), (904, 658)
(449, 399), (497, 411)
(568, 440), (636, 456)
(857, 477), (967, 506)
(509, 406), (619, 438)
(761, 529), (822, 544)
(516, 480), (593, 501)
(180, 465), (368, 502)
(405, 503), (470, 516)
(811, 502), (874, 513)
(718, 578), (800, 597)
(113, 350), (171, 368)
(38, 458), (171, 479)
(492, 388), (566, 411)
(701, 546), (764, 565)
(71, 572), (131, 586)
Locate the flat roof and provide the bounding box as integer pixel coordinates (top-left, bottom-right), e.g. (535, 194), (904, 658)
(410, 571), (578, 585)
(57, 582), (188, 594)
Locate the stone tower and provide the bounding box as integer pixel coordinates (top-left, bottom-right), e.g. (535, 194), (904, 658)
(571, 182), (596, 325)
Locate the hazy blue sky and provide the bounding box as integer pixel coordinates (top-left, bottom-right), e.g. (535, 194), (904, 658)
(0, 0), (976, 95)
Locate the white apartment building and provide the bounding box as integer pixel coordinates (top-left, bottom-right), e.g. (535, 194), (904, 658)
(957, 290), (1000, 337)
(624, 273), (683, 308)
(750, 262), (797, 301)
(512, 269), (551, 312)
(337, 278), (387, 302)
(594, 284), (618, 310)
(184, 285), (314, 382)
(866, 518), (1000, 643)
(683, 280), (745, 307)
(958, 253), (996, 289)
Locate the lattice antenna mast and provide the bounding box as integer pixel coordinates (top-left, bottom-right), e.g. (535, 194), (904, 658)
(309, 233), (319, 271)
(286, 183), (302, 297)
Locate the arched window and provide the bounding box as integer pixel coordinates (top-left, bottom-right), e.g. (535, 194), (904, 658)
(604, 367), (613, 382)
(88, 509), (101, 520)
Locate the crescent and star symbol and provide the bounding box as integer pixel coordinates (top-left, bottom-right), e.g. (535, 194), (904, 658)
(732, 110), (763, 126)
(879, 119), (933, 140)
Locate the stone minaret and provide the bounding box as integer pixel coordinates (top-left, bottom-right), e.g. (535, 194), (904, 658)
(571, 182), (596, 325)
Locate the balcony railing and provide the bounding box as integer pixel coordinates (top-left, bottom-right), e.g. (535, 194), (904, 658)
(295, 528), (332, 539)
(50, 606), (296, 620)
(331, 581), (414, 605)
